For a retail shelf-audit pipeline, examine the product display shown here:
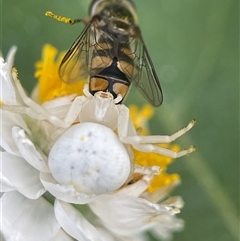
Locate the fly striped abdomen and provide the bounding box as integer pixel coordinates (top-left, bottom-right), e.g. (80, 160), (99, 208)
(90, 57), (131, 101)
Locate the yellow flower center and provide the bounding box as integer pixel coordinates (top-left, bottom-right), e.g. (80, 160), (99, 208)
(35, 44), (86, 104)
(132, 145), (180, 193)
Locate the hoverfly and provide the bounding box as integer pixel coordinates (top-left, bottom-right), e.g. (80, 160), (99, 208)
(47, 0), (163, 106)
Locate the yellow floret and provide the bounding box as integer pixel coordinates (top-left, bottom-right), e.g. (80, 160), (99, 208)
(133, 147), (180, 193)
(129, 105), (154, 135)
(35, 44), (86, 104)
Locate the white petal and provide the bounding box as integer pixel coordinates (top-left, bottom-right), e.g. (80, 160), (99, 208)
(0, 111), (30, 155)
(161, 196), (184, 209)
(6, 46), (17, 68)
(151, 216), (184, 240)
(1, 152), (45, 199)
(141, 180), (181, 203)
(90, 194), (177, 236)
(42, 94), (76, 109)
(54, 199), (102, 241)
(12, 126), (49, 172)
(1, 232), (6, 241)
(0, 166), (15, 192)
(40, 172), (95, 204)
(6, 46), (21, 102)
(30, 83), (40, 102)
(1, 191), (60, 241)
(116, 165), (160, 197)
(49, 229), (75, 241)
(95, 228), (117, 241)
(0, 57), (17, 104)
(96, 227), (146, 241)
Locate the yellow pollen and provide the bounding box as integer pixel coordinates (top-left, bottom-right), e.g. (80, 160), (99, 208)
(34, 44), (86, 104)
(80, 136), (85, 141)
(86, 171), (92, 176)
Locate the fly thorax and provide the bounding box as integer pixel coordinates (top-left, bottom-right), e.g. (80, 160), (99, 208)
(108, 18), (133, 37)
(90, 0), (138, 25)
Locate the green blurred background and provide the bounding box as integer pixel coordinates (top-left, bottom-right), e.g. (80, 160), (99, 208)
(1, 0), (239, 240)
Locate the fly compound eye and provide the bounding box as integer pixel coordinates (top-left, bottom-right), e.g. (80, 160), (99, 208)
(48, 122), (131, 196)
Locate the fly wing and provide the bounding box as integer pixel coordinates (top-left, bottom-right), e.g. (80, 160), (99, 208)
(88, 20), (114, 76)
(59, 19), (93, 83)
(118, 29), (163, 107)
(59, 17), (114, 83)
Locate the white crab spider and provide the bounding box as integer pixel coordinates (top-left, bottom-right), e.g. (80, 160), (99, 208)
(2, 68), (196, 159)
(2, 67), (195, 197)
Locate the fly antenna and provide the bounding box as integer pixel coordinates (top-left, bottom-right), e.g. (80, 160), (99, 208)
(45, 11), (83, 25)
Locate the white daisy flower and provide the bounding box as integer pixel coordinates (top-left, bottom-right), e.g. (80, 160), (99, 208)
(0, 44), (195, 240)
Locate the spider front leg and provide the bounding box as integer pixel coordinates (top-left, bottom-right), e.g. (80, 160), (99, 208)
(117, 105), (195, 158)
(55, 95), (87, 126)
(6, 69), (87, 128)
